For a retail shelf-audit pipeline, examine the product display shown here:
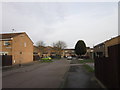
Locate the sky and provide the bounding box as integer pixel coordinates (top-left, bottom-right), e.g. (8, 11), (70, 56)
(1, 2), (118, 48)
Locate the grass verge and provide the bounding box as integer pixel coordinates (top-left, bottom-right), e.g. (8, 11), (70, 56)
(79, 59), (94, 64)
(83, 64), (94, 72)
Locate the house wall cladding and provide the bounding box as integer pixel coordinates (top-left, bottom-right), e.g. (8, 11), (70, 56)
(95, 44), (120, 88)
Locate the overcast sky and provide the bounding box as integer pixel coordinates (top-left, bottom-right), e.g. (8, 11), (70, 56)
(2, 2), (118, 48)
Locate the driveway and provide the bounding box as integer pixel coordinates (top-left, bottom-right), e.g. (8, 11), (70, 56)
(2, 59), (70, 88)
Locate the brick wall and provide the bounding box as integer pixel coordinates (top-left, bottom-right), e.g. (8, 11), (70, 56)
(0, 40), (12, 55)
(105, 36), (120, 57)
(12, 33), (33, 65)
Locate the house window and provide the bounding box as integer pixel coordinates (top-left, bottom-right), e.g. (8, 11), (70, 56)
(4, 41), (11, 46)
(0, 52), (8, 55)
(33, 52), (38, 54)
(24, 42), (26, 47)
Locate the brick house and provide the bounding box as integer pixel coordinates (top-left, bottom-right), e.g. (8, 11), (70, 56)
(34, 46), (57, 58)
(85, 47), (94, 59)
(94, 35), (120, 58)
(62, 49), (75, 57)
(42, 46), (57, 58)
(94, 35), (120, 88)
(33, 46), (41, 61)
(33, 46), (40, 56)
(94, 43), (105, 58)
(0, 32), (33, 65)
(62, 47), (94, 59)
(104, 35), (120, 57)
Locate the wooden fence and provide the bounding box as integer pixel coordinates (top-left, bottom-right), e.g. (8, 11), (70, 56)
(95, 44), (120, 88)
(33, 55), (40, 61)
(0, 55), (12, 66)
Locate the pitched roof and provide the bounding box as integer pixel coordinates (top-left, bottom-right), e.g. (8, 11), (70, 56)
(94, 42), (105, 48)
(94, 35), (120, 47)
(64, 49), (75, 50)
(0, 32), (25, 39)
(0, 32), (34, 44)
(105, 35), (120, 43)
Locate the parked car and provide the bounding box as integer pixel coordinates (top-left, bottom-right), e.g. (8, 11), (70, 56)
(67, 56), (72, 60)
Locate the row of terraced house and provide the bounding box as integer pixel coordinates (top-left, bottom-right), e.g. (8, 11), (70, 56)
(0, 32), (94, 66)
(33, 45), (94, 60)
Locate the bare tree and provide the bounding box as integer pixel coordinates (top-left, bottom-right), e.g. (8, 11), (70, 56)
(53, 41), (67, 49)
(36, 41), (46, 57)
(36, 41), (45, 47)
(52, 41), (67, 56)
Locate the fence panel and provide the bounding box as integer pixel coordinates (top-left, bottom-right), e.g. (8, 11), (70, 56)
(0, 55), (12, 66)
(108, 44), (119, 88)
(95, 44), (120, 88)
(33, 55), (40, 61)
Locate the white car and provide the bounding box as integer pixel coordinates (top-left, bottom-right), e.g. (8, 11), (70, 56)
(67, 56), (72, 60)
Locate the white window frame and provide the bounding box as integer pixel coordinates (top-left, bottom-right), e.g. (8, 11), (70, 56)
(0, 52), (8, 55)
(24, 42), (27, 47)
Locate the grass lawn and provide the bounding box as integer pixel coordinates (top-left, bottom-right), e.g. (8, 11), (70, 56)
(79, 59), (94, 64)
(78, 59), (94, 72)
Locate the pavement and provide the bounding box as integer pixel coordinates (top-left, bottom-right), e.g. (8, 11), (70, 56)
(63, 65), (101, 88)
(2, 59), (70, 88)
(63, 59), (102, 88)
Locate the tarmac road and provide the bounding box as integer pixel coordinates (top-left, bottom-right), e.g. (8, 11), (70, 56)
(2, 59), (70, 88)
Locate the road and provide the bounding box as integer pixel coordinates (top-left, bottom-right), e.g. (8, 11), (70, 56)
(2, 59), (70, 88)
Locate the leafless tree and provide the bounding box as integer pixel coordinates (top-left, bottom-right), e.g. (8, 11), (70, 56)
(36, 41), (46, 57)
(53, 41), (67, 49)
(36, 40), (45, 47)
(52, 41), (67, 55)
